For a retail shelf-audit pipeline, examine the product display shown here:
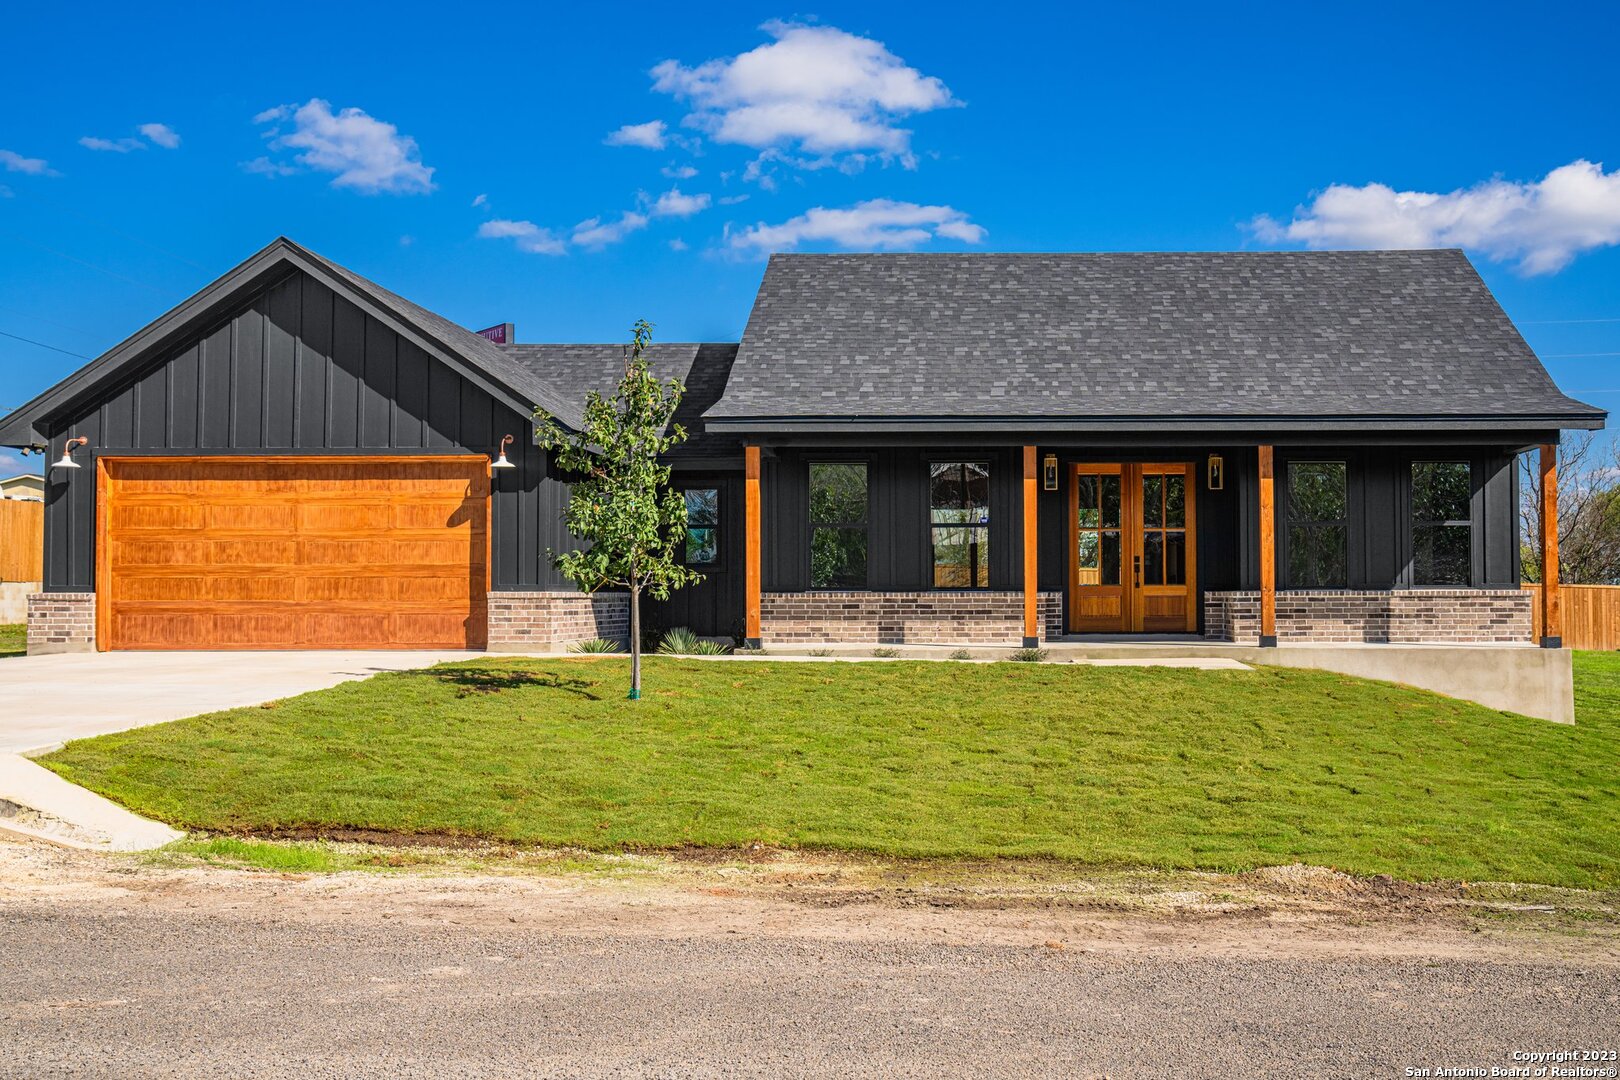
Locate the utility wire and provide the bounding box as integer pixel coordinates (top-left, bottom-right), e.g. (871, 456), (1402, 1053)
(0, 233), (172, 294)
(1523, 317), (1620, 325)
(0, 328), (94, 360)
(2, 188), (211, 272)
(1543, 352), (1620, 358)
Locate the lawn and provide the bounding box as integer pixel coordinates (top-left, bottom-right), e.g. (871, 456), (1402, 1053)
(40, 653), (1620, 888)
(0, 623), (23, 658)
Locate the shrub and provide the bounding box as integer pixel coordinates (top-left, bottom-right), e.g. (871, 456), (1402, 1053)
(568, 637), (623, 654)
(872, 647), (901, 658)
(949, 649), (973, 661)
(1007, 647), (1049, 662)
(658, 627), (732, 656)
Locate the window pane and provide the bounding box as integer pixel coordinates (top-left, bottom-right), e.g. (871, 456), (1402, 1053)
(1077, 531), (1099, 570)
(684, 488), (718, 526)
(1413, 462), (1470, 523)
(686, 527), (717, 566)
(1414, 524), (1470, 586)
(812, 526), (867, 588)
(1143, 530), (1164, 584)
(1077, 476), (1099, 528)
(1142, 475), (1163, 528)
(933, 525), (988, 588)
(1288, 524), (1347, 588)
(810, 463), (868, 524)
(1165, 475), (1186, 528)
(1288, 525), (1312, 586)
(1165, 530), (1186, 586)
(1100, 531), (1121, 586)
(1101, 476), (1121, 528)
(1319, 525), (1347, 586)
(1290, 462), (1346, 523)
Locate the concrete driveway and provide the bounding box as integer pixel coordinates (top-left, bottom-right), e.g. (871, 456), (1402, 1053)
(0, 651), (482, 755)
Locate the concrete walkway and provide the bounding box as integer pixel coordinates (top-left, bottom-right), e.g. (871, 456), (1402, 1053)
(0, 650), (481, 756)
(0, 754), (182, 851)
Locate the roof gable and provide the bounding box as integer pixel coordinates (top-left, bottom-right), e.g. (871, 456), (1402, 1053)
(0, 238), (584, 447)
(706, 250), (1606, 433)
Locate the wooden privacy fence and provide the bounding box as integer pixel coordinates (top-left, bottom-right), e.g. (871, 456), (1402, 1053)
(1, 499), (44, 582)
(1524, 583), (1620, 651)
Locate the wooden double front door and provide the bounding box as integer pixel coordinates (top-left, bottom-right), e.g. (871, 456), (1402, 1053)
(1067, 462), (1198, 633)
(98, 456), (490, 650)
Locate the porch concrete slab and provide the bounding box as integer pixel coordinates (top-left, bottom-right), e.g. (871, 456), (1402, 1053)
(0, 650), (482, 756)
(0, 753), (182, 851)
(1077, 657), (1253, 670)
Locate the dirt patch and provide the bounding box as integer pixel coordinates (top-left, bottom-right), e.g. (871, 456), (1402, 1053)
(239, 827), (490, 849)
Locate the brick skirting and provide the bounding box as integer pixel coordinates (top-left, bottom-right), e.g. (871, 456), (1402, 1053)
(760, 590), (1063, 646)
(485, 591), (630, 651)
(1204, 589), (1533, 645)
(27, 592), (96, 654)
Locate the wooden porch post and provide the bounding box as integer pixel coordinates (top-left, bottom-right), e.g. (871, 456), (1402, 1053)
(1539, 443), (1561, 649)
(744, 445), (762, 648)
(1022, 445), (1039, 648)
(1258, 444), (1277, 647)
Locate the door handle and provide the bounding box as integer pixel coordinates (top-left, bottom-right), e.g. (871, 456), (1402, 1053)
(1133, 554), (1141, 588)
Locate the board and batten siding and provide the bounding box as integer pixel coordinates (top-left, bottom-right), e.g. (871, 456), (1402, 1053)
(41, 269), (580, 593)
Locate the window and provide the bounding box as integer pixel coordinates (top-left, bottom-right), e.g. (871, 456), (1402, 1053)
(1075, 472), (1122, 587)
(1287, 462), (1347, 588)
(683, 488), (719, 567)
(1140, 469), (1188, 586)
(809, 463), (868, 588)
(930, 462), (990, 588)
(1411, 461), (1471, 586)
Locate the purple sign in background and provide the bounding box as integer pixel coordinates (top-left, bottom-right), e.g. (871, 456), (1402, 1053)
(475, 322), (513, 344)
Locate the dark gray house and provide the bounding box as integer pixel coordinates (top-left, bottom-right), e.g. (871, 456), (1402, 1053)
(0, 238), (1602, 656)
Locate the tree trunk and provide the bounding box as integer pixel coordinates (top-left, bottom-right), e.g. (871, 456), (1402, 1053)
(628, 582), (642, 700)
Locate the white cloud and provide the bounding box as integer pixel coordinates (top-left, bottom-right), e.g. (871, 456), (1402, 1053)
(472, 192), (488, 208)
(0, 149), (53, 175)
(80, 136), (144, 153)
(253, 99), (435, 194)
(730, 198), (985, 253)
(718, 193), (750, 206)
(1252, 159), (1620, 275)
(651, 21), (956, 167)
(605, 120), (667, 149)
(649, 187), (710, 218)
(669, 238), (689, 252)
(478, 218), (566, 255)
(572, 212), (650, 249)
(253, 105), (290, 124)
(241, 156), (297, 178)
(139, 122), (180, 149)
(661, 163), (698, 179)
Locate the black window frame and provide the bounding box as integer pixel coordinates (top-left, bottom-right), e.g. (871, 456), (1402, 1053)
(1285, 460), (1349, 589)
(808, 461), (870, 590)
(927, 459), (992, 590)
(681, 486), (721, 569)
(1410, 460), (1473, 587)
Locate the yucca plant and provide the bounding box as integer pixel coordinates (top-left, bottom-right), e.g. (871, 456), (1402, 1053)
(1007, 647), (1049, 662)
(658, 627), (732, 655)
(568, 637), (623, 654)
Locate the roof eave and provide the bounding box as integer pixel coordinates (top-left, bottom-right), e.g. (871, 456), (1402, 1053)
(700, 411), (1608, 435)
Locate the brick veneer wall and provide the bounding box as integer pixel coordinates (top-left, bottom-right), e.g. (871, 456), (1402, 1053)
(1203, 590), (1533, 645)
(486, 591), (630, 651)
(27, 591), (96, 654)
(760, 590), (1064, 646)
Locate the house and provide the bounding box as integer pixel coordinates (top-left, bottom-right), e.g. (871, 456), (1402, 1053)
(1, 473), (45, 501)
(0, 238), (1604, 661)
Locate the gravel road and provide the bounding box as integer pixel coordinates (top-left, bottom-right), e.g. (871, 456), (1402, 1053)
(4, 904), (1617, 1079)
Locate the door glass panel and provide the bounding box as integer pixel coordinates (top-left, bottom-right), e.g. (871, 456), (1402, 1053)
(1100, 531), (1121, 586)
(1165, 531), (1186, 586)
(1101, 477), (1121, 528)
(1077, 531), (1099, 569)
(1165, 475), (1186, 528)
(1143, 475), (1163, 528)
(1077, 476), (1099, 528)
(1143, 530), (1164, 584)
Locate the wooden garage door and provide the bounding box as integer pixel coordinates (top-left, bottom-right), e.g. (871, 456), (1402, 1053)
(98, 457), (489, 650)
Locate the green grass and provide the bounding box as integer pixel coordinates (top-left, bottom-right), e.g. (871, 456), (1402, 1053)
(0, 623), (23, 658)
(39, 654), (1620, 888)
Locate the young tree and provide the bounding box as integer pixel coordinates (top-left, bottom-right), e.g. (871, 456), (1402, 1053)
(535, 320), (701, 698)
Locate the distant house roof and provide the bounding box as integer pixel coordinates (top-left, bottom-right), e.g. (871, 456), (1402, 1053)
(0, 473), (44, 498)
(705, 250), (1606, 434)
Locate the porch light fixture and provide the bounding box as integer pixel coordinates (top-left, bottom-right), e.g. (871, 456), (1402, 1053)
(491, 434), (517, 470)
(1042, 454), (1058, 491)
(1207, 454), (1225, 491)
(51, 436), (88, 472)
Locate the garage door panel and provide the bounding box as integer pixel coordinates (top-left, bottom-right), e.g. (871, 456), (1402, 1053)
(101, 457), (489, 650)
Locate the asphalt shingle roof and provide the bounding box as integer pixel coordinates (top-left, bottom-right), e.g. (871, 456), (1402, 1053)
(706, 250), (1604, 427)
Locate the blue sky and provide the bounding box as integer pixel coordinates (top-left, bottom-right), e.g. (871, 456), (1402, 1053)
(2, 1), (1617, 477)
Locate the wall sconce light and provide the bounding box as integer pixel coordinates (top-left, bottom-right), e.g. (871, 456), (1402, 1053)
(51, 436), (88, 472)
(1207, 454), (1225, 490)
(491, 434), (516, 470)
(1042, 453), (1058, 491)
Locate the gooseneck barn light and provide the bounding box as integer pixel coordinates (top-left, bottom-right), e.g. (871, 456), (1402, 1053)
(491, 434), (517, 470)
(51, 436), (89, 472)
